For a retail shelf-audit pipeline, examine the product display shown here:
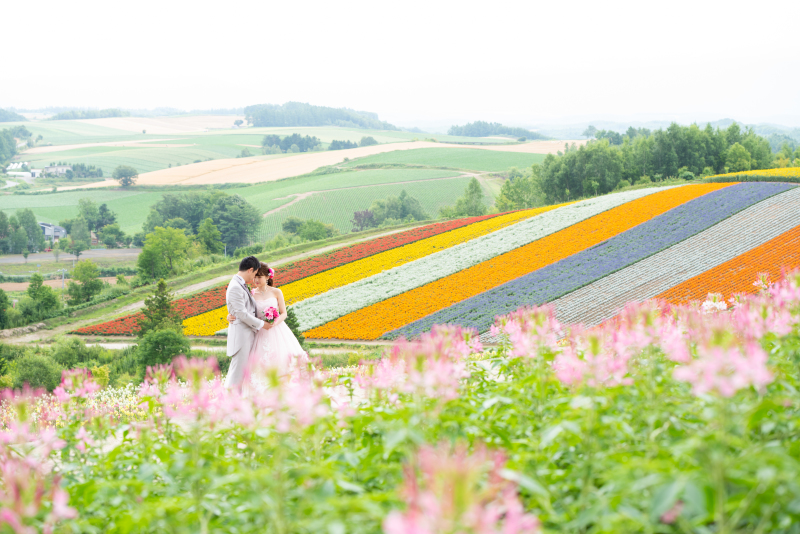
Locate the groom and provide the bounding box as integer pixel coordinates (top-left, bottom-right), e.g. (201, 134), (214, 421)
(224, 256), (269, 391)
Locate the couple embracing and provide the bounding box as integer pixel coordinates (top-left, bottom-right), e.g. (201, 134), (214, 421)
(223, 256), (308, 391)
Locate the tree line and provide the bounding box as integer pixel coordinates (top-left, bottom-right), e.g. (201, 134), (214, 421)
(447, 121), (548, 140)
(48, 108), (129, 121)
(261, 133), (321, 153)
(0, 126), (31, 163)
(0, 108), (26, 122)
(244, 102), (398, 130)
(534, 122), (779, 204)
(351, 190), (429, 231)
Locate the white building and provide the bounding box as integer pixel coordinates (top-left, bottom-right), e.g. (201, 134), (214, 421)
(39, 222), (67, 241)
(43, 165), (72, 175)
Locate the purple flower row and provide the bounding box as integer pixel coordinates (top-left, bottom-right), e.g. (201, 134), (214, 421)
(383, 182), (796, 339)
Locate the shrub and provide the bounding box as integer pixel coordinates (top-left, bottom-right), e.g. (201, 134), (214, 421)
(0, 375), (12, 389)
(136, 329), (190, 373)
(636, 175), (652, 184)
(91, 364), (110, 388)
(50, 338), (107, 369)
(680, 170), (696, 180)
(12, 353), (63, 391)
(616, 179), (631, 190)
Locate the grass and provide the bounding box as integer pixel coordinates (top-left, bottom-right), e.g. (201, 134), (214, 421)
(342, 147), (546, 172)
(256, 176), (491, 239)
(3, 120), (144, 146)
(0, 190), (164, 235)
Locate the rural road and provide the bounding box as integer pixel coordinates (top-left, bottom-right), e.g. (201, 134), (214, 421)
(0, 248), (141, 265)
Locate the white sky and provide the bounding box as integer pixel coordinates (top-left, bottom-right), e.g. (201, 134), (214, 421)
(3, 0), (800, 128)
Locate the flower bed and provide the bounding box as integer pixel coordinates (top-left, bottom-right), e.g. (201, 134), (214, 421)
(74, 212), (511, 336)
(540, 186), (800, 332)
(182, 207), (555, 336)
(386, 182), (795, 338)
(305, 183), (731, 340)
(706, 166), (800, 183)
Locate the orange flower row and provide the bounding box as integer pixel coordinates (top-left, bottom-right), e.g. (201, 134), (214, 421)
(305, 183), (733, 340)
(655, 224), (800, 305)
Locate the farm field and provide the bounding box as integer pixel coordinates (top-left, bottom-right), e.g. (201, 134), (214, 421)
(75, 181), (800, 342)
(343, 147), (547, 171)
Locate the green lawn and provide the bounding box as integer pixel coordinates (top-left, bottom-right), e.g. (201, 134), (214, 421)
(342, 147), (546, 172)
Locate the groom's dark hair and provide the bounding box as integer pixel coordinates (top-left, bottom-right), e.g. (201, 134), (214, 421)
(239, 256), (260, 272)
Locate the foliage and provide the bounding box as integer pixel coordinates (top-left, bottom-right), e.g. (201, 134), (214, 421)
(359, 136), (378, 147)
(284, 307), (306, 350)
(440, 177), (488, 218)
(48, 108), (129, 120)
(66, 260), (104, 305)
(447, 120), (547, 140)
(196, 217), (223, 254)
(137, 279), (183, 337)
(0, 128), (19, 163)
(11, 353), (63, 391)
(0, 108), (26, 122)
(537, 122), (775, 203)
(135, 328), (190, 373)
(139, 226), (191, 277)
(261, 133), (320, 153)
(113, 165), (138, 187)
(18, 274), (62, 323)
(245, 101), (398, 130)
(68, 218), (91, 258)
(281, 217), (338, 241)
(0, 289), (8, 329)
(495, 167), (542, 211)
(329, 139), (358, 150)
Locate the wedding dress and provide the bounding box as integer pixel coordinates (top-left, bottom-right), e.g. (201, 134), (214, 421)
(248, 296), (309, 376)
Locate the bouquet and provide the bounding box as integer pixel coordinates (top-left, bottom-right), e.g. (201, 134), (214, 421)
(262, 306), (279, 324)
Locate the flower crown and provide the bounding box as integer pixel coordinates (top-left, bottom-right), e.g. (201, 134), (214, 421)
(268, 268), (274, 278)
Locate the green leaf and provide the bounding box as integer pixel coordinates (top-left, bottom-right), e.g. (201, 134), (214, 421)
(500, 469), (549, 498)
(337, 480), (365, 494)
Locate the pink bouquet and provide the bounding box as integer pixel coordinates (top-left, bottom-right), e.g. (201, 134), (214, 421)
(262, 306), (279, 323)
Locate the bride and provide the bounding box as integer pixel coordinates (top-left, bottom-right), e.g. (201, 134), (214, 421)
(227, 262), (308, 379)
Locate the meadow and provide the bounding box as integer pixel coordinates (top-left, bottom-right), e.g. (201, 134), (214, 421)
(343, 147), (547, 172)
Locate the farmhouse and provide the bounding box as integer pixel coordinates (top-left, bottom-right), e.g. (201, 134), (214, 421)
(39, 222), (67, 242)
(43, 164), (72, 175)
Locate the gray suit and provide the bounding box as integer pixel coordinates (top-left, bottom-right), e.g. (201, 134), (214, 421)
(224, 275), (264, 389)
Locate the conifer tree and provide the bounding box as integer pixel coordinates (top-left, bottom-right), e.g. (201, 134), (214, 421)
(137, 279), (182, 337)
(284, 307), (306, 350)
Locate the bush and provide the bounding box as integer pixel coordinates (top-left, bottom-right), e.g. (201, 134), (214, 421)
(136, 329), (190, 374)
(50, 337), (108, 369)
(636, 175), (652, 185)
(0, 375), (12, 389)
(12, 353), (63, 391)
(680, 170), (696, 180)
(359, 136), (378, 147)
(616, 179), (632, 190)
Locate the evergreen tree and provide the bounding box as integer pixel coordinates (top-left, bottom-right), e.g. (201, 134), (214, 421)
(285, 307), (306, 350)
(137, 279), (182, 337)
(0, 289), (10, 329)
(440, 178), (487, 218)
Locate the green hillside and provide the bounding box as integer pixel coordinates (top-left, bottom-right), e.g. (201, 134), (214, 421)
(343, 147), (546, 172)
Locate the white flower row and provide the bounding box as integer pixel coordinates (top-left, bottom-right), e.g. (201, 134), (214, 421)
(294, 185), (686, 330)
(542, 185), (800, 333)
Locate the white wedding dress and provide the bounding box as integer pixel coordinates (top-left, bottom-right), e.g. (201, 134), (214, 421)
(247, 296), (309, 377)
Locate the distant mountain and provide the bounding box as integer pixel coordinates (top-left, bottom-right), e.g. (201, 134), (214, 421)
(0, 108), (26, 122)
(244, 102), (398, 130)
(447, 121), (548, 140)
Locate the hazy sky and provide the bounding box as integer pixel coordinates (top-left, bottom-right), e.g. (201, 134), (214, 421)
(3, 0), (800, 128)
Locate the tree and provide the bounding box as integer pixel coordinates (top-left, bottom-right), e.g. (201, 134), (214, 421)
(142, 226), (191, 274)
(582, 125), (598, 139)
(137, 279), (182, 337)
(17, 208), (44, 252)
(369, 190), (427, 225)
(136, 329), (190, 374)
(68, 218), (91, 259)
(113, 165), (138, 187)
(77, 198), (99, 231)
(351, 210), (375, 232)
(282, 217), (305, 234)
(137, 246), (167, 281)
(495, 169), (542, 212)
(52, 240), (60, 262)
(298, 220), (338, 241)
(66, 259), (103, 305)
(234, 119), (244, 127)
(440, 178), (487, 218)
(726, 142), (752, 172)
(95, 203), (117, 230)
(23, 273), (61, 320)
(196, 218), (223, 253)
(0, 289), (10, 329)
(11, 227), (27, 255)
(360, 136), (378, 147)
(211, 195), (260, 249)
(98, 223), (125, 248)
(163, 218), (192, 234)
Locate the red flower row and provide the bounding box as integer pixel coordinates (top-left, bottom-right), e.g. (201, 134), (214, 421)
(73, 212), (507, 336)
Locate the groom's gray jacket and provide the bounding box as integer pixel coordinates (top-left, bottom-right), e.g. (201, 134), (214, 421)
(226, 275), (264, 358)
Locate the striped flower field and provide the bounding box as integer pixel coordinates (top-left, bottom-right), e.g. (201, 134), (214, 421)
(75, 181), (800, 341)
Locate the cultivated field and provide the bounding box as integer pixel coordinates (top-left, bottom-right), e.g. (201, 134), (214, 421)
(76, 115), (246, 134)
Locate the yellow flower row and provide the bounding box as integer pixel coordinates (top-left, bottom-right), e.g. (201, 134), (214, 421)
(709, 167), (800, 179)
(182, 205), (566, 336)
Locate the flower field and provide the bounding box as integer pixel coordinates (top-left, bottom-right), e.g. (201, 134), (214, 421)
(382, 182), (793, 339)
(707, 166), (800, 182)
(304, 183), (733, 339)
(5, 274), (800, 532)
(75, 211), (515, 336)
